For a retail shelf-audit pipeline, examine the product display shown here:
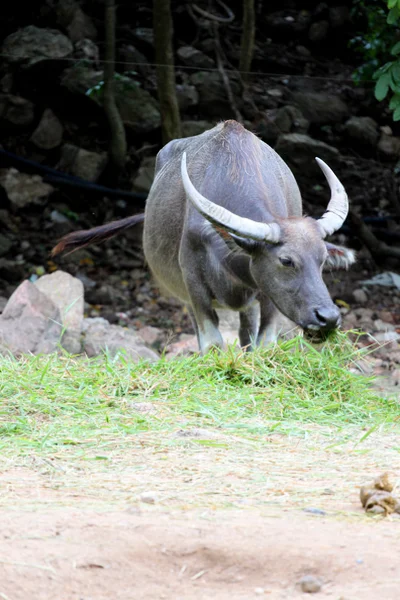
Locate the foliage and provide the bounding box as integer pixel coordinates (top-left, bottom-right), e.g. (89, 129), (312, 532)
(350, 0), (400, 120)
(86, 71), (139, 100)
(0, 333), (397, 460)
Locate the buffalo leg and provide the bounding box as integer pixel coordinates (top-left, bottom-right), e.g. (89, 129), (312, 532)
(257, 297), (280, 345)
(239, 303), (259, 350)
(184, 278), (224, 353)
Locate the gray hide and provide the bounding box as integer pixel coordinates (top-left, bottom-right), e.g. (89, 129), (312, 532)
(143, 120), (355, 353)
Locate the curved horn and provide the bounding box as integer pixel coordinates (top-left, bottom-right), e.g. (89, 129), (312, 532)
(316, 157), (349, 238)
(180, 152), (281, 243)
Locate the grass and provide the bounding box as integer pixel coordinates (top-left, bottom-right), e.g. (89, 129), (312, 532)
(0, 331), (398, 462)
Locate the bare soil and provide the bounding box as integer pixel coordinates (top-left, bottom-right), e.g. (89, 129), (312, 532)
(1, 427), (399, 600)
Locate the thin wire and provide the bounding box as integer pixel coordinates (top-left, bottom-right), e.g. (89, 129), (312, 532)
(0, 52), (373, 83)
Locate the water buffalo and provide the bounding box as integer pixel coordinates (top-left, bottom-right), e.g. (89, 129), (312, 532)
(53, 120), (355, 353)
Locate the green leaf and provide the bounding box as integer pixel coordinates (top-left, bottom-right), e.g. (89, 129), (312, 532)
(391, 41), (400, 55)
(389, 94), (400, 109)
(373, 62), (393, 79)
(393, 105), (400, 120)
(375, 73), (391, 100)
(391, 62), (400, 83)
(388, 0), (397, 8)
(387, 6), (400, 24)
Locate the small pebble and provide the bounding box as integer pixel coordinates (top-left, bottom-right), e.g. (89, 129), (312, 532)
(140, 491), (158, 504)
(303, 507), (326, 516)
(299, 574), (322, 593)
(254, 588), (264, 596)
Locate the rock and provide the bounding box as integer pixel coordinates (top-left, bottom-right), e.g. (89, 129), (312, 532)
(58, 144), (107, 182)
(176, 83), (199, 111)
(0, 94), (35, 127)
(0, 258), (26, 282)
(0, 234), (12, 257)
(343, 116), (379, 150)
(265, 11), (311, 37)
(329, 6), (350, 28)
(190, 71), (241, 118)
(275, 134), (339, 174)
(299, 575), (322, 593)
(132, 156), (156, 194)
(2, 26), (73, 67)
(0, 168), (54, 209)
(30, 109), (63, 150)
(182, 120), (216, 138)
(177, 46), (215, 69)
(74, 39), (99, 66)
(292, 91), (349, 125)
(119, 44), (148, 76)
(115, 81), (160, 134)
(166, 334), (198, 358)
(0, 296), (8, 312)
(82, 318), (159, 362)
(61, 64), (103, 95)
(352, 289), (368, 305)
(53, 0), (97, 42)
(132, 27), (154, 49)
(373, 319), (396, 333)
(61, 65), (161, 134)
(309, 20), (329, 42)
(35, 270), (84, 332)
(86, 284), (115, 305)
(137, 326), (164, 347)
(274, 105), (309, 134)
(140, 491), (158, 504)
(296, 45), (311, 57)
(378, 133), (400, 161)
(0, 281), (62, 355)
(253, 116), (280, 146)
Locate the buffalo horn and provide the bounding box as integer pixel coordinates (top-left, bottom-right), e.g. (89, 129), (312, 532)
(316, 157), (349, 237)
(181, 152), (281, 243)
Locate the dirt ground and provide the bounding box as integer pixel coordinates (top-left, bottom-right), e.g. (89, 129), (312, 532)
(1, 427), (399, 600)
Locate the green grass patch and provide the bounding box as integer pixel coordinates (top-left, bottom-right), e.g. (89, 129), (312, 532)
(0, 332), (398, 459)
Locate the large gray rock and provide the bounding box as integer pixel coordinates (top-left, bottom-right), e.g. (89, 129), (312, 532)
(82, 318), (159, 362)
(35, 271), (84, 354)
(378, 133), (400, 161)
(273, 105), (309, 134)
(292, 91), (349, 125)
(58, 144), (107, 182)
(190, 71), (241, 118)
(53, 0), (97, 42)
(115, 82), (160, 134)
(275, 133), (340, 173)
(30, 109), (63, 150)
(2, 26), (73, 67)
(343, 116), (379, 149)
(0, 234), (12, 257)
(0, 168), (54, 208)
(132, 157), (156, 194)
(0, 94), (35, 127)
(182, 120), (216, 138)
(308, 20), (329, 42)
(0, 281), (62, 355)
(61, 66), (160, 134)
(177, 46), (215, 69)
(176, 83), (199, 111)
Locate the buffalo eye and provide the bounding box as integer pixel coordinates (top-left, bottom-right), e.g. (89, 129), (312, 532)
(279, 257), (295, 268)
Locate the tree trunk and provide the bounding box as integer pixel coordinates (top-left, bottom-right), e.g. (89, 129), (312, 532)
(153, 0), (182, 144)
(103, 0), (127, 176)
(239, 0), (255, 81)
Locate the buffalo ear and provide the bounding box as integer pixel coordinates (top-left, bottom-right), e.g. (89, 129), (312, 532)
(213, 224), (261, 254)
(229, 233), (262, 254)
(324, 242), (356, 270)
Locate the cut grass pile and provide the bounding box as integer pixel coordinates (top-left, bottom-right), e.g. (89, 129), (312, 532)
(0, 332), (398, 460)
